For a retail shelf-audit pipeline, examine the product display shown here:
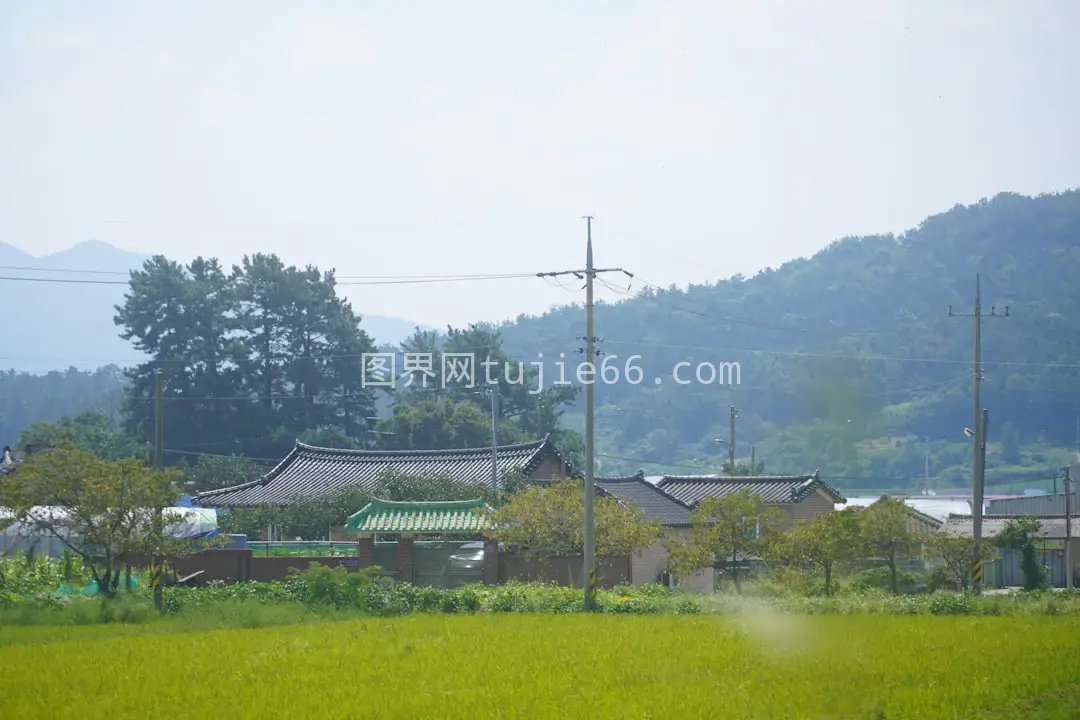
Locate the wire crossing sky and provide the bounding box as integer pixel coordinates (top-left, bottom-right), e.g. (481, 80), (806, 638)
(2, 1), (1078, 327)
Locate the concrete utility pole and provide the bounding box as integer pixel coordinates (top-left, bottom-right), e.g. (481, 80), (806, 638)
(750, 446), (756, 477)
(152, 370), (165, 612)
(1066, 464), (1074, 589)
(949, 274), (1008, 595)
(728, 405), (737, 468)
(489, 383), (499, 495)
(537, 217), (631, 610)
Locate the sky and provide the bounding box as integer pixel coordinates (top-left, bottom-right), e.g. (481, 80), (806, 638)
(2, 1), (1078, 329)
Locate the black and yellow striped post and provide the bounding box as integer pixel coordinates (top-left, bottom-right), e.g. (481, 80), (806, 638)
(972, 558), (983, 588)
(586, 568), (596, 609)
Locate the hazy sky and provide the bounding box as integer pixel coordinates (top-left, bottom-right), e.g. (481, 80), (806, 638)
(2, 1), (1078, 328)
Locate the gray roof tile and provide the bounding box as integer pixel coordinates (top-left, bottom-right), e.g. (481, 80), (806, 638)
(656, 472), (845, 505)
(940, 514), (1078, 540)
(595, 472), (694, 526)
(194, 437), (567, 507)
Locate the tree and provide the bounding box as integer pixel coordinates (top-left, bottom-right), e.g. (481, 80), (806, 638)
(378, 398), (528, 451)
(298, 426), (360, 450)
(16, 412), (140, 460)
(490, 478), (663, 557)
(666, 488), (783, 593)
(115, 256), (248, 457)
(924, 532), (998, 592)
(777, 506), (864, 595)
(0, 444), (188, 595)
(860, 497), (919, 594)
(180, 455), (264, 495)
(993, 516), (1046, 590)
(721, 458), (766, 476)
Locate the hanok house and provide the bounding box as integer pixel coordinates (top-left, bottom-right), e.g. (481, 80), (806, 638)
(595, 473), (714, 593)
(645, 472), (846, 586)
(192, 436), (573, 537)
(651, 472), (845, 526)
(939, 514), (1079, 589)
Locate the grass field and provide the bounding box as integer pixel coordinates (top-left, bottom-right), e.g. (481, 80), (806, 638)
(1, 613), (1078, 719)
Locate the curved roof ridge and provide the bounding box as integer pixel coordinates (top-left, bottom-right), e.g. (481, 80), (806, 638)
(294, 436), (548, 457)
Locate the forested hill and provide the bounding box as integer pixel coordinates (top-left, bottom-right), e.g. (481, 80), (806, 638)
(498, 191), (1080, 490)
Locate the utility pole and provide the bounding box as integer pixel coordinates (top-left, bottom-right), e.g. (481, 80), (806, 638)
(728, 405), (737, 468)
(489, 383), (499, 496)
(949, 274), (1008, 595)
(1065, 464), (1074, 589)
(924, 436), (931, 494)
(537, 217), (631, 610)
(750, 446), (756, 477)
(152, 369), (165, 612)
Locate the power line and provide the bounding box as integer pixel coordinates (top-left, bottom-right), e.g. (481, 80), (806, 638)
(0, 272), (537, 287)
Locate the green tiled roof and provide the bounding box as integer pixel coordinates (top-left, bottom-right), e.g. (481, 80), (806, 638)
(345, 498), (491, 534)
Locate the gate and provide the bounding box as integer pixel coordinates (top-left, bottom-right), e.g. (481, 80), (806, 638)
(414, 540), (485, 588)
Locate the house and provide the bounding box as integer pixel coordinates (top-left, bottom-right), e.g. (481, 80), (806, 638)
(192, 436), (572, 510)
(649, 471), (846, 527)
(595, 473), (714, 593)
(939, 513), (1078, 588)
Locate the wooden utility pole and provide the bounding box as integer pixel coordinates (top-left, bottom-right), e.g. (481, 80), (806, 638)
(537, 218), (631, 610)
(949, 275), (1007, 595)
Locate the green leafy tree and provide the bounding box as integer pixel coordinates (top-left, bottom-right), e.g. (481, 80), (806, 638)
(993, 516), (1047, 590)
(180, 455), (264, 495)
(776, 506), (864, 595)
(0, 443), (189, 595)
(666, 488), (783, 593)
(115, 256), (247, 457)
(924, 532), (998, 592)
(298, 426), (360, 450)
(16, 412), (140, 460)
(860, 497), (919, 594)
(490, 478), (663, 557)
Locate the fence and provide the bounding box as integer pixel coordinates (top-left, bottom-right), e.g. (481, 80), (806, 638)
(119, 544), (630, 589)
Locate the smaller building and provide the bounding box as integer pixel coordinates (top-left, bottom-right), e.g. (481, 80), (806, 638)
(940, 514), (1079, 588)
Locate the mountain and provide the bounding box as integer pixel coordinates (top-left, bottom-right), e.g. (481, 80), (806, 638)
(0, 241), (428, 373)
(496, 190), (1080, 490)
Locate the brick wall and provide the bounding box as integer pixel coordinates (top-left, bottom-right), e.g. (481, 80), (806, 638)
(249, 556), (357, 582)
(129, 549), (252, 584)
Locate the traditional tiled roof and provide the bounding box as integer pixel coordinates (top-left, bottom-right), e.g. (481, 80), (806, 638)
(595, 472), (694, 526)
(345, 498), (490, 534)
(940, 514), (1077, 540)
(655, 472), (845, 506)
(193, 436), (568, 508)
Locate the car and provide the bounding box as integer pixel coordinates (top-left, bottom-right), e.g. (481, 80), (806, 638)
(449, 541), (486, 571)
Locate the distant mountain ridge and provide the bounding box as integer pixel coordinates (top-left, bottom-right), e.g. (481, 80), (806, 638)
(0, 241), (428, 373)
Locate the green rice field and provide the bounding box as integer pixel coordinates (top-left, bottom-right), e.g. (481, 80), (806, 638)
(1, 614), (1078, 719)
